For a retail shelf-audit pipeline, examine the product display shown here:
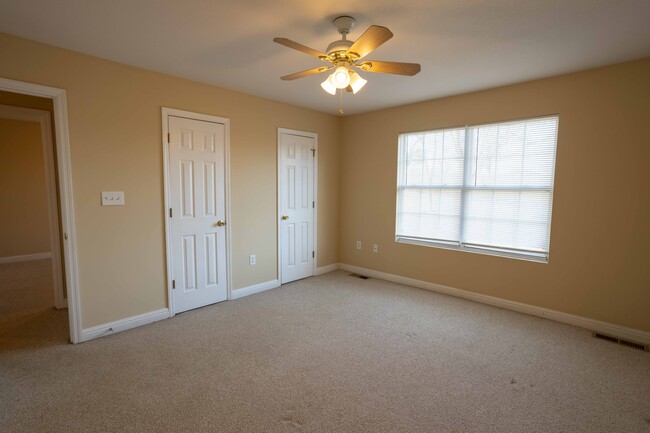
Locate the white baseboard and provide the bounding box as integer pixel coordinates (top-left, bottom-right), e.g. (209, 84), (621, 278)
(315, 263), (340, 276)
(0, 252), (52, 264)
(80, 308), (170, 342)
(231, 279), (280, 300)
(339, 263), (650, 345)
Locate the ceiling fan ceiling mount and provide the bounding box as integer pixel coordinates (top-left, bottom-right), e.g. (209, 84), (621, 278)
(333, 16), (356, 38)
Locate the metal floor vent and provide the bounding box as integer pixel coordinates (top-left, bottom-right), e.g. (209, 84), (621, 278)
(593, 332), (648, 352)
(349, 273), (370, 280)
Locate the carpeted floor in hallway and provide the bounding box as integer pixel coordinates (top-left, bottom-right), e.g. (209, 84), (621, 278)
(0, 259), (57, 327)
(1, 270), (649, 432)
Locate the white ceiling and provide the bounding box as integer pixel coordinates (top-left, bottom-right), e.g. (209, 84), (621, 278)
(1, 0), (649, 115)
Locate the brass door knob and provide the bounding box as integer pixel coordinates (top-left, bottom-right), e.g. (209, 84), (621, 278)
(216, 220), (226, 227)
(281, 215), (289, 220)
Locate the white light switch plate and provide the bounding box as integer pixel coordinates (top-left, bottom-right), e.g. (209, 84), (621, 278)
(101, 191), (125, 206)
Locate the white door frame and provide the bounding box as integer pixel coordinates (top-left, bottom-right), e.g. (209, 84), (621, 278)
(161, 107), (232, 316)
(277, 127), (318, 283)
(0, 104), (66, 310)
(0, 77), (82, 344)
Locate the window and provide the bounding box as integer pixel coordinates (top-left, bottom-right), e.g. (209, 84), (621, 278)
(396, 116), (558, 262)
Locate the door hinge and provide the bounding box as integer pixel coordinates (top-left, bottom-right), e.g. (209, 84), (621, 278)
(312, 201), (315, 208)
(312, 251), (315, 258)
(172, 280), (176, 289)
(167, 132), (171, 143)
(169, 208), (173, 218)
(311, 148), (315, 156)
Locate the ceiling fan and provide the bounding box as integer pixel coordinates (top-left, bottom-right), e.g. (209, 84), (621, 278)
(274, 16), (421, 96)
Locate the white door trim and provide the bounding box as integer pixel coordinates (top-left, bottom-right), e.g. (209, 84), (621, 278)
(161, 107), (232, 316)
(277, 127), (318, 284)
(0, 77), (82, 343)
(0, 104), (66, 310)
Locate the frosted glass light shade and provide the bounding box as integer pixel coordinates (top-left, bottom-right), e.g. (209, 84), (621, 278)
(349, 72), (368, 94)
(320, 74), (337, 95)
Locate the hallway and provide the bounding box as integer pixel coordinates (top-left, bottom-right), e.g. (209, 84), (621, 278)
(0, 259), (66, 343)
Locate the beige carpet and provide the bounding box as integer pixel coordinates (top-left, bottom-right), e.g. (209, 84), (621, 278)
(0, 259), (56, 327)
(1, 270), (649, 432)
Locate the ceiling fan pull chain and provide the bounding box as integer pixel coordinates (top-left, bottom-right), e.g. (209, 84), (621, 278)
(338, 89), (344, 115)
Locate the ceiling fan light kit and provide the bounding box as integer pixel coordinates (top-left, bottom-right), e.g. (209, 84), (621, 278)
(320, 76), (337, 95)
(274, 15), (421, 104)
(332, 64), (351, 88)
(348, 71), (368, 94)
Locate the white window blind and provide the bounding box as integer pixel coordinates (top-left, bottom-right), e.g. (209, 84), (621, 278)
(396, 116), (558, 262)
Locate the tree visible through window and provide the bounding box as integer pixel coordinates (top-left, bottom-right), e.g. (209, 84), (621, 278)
(396, 116), (558, 262)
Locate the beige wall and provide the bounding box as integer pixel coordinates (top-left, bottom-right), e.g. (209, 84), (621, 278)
(340, 58), (650, 332)
(0, 118), (51, 257)
(2, 30), (647, 334)
(0, 32), (339, 328)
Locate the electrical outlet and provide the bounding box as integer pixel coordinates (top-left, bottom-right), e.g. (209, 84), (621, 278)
(356, 241), (362, 250)
(373, 244), (379, 253)
(249, 254), (256, 266)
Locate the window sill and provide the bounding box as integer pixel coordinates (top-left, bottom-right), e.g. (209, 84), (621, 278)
(395, 236), (549, 264)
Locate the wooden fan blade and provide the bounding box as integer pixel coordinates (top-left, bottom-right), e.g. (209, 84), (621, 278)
(274, 37), (331, 60)
(280, 67), (330, 81)
(346, 85), (353, 93)
(357, 60), (421, 76)
(346, 25), (393, 60)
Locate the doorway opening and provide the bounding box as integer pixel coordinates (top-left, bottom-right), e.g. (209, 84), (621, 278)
(0, 99), (67, 342)
(0, 79), (81, 344)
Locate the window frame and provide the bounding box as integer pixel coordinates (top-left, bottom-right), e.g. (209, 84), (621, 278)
(395, 115), (559, 263)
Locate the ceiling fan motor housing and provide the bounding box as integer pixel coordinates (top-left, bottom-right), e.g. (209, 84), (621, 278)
(326, 39), (353, 57)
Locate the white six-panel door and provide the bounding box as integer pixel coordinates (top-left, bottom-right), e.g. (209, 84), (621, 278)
(168, 115), (228, 313)
(279, 131), (315, 284)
